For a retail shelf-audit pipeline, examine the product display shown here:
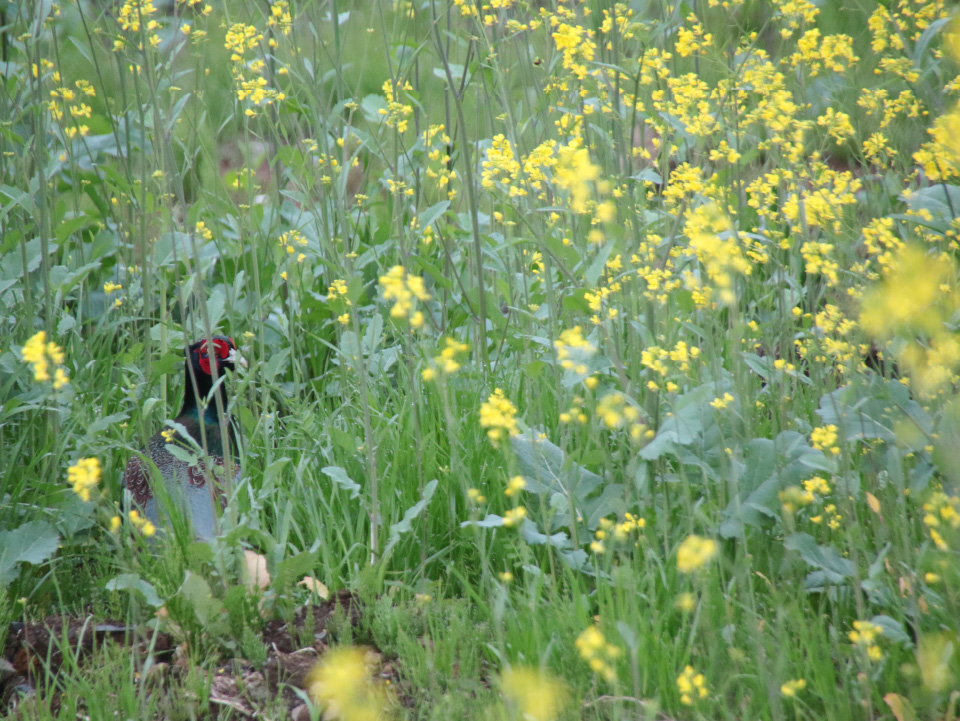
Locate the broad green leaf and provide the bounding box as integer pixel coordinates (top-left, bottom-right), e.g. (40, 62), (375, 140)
(784, 532), (855, 583)
(0, 520), (61, 587)
(322, 466), (362, 500)
(105, 573), (163, 608)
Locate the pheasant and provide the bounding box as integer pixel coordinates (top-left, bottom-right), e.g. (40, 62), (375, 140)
(124, 335), (245, 541)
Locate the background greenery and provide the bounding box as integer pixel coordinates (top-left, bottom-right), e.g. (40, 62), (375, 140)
(2, 0), (960, 719)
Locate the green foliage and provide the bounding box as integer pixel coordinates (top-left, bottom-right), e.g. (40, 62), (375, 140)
(2, 0), (960, 719)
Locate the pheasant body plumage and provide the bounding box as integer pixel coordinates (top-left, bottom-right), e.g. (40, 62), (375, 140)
(124, 335), (244, 540)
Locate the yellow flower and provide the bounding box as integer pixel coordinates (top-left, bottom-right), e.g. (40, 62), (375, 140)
(467, 488), (486, 504)
(676, 534), (718, 573)
(109, 516), (122, 533)
(21, 331), (69, 387)
(676, 665), (709, 705)
(575, 626), (619, 682)
(479, 388), (519, 444)
(499, 571), (514, 583)
(379, 265), (430, 321)
(781, 679), (806, 697)
(306, 646), (389, 721)
(103, 281), (122, 294)
(810, 425), (840, 455)
(68, 458), (101, 502)
(505, 475), (525, 497)
(500, 667), (568, 721)
(675, 593), (696, 613)
(502, 507), (527, 528)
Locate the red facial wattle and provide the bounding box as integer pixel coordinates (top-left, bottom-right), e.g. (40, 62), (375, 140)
(197, 338), (233, 375)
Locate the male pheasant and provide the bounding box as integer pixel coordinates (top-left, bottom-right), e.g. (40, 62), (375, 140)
(124, 335), (245, 540)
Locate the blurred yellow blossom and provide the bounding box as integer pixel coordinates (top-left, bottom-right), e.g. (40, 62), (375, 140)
(676, 665), (708, 705)
(575, 626), (620, 682)
(781, 679), (806, 697)
(68, 458), (100, 502)
(479, 388), (519, 444)
(676, 534), (718, 573)
(500, 667), (568, 721)
(306, 646), (390, 721)
(22, 331), (69, 388)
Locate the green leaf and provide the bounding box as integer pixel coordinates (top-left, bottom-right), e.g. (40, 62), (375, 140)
(640, 379), (730, 461)
(322, 466), (362, 500)
(461, 514), (504, 529)
(383, 480), (438, 556)
(719, 431), (832, 538)
(105, 573), (163, 608)
(178, 571), (226, 629)
(783, 532), (855, 583)
(871, 614), (911, 645)
(0, 521), (60, 588)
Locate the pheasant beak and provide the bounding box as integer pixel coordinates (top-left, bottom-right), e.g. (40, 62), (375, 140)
(227, 348), (248, 369)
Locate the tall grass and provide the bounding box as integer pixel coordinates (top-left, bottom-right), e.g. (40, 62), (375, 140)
(1, 0), (960, 718)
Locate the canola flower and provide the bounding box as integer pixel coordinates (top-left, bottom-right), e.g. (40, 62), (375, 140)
(676, 665), (709, 705)
(781, 678), (807, 697)
(68, 458), (101, 502)
(810, 425), (840, 455)
(575, 626), (620, 682)
(479, 388), (519, 444)
(379, 265), (430, 327)
(21, 331), (69, 389)
(860, 245), (960, 396)
(423, 337), (469, 380)
(849, 620), (884, 662)
(676, 534), (718, 573)
(504, 475), (525, 498)
(502, 507), (527, 528)
(306, 646), (390, 721)
(127, 509), (156, 537)
(500, 667), (568, 721)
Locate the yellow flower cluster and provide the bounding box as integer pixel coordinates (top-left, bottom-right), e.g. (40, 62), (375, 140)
(279, 229), (307, 262)
(591, 514), (646, 553)
(380, 79), (414, 133)
(479, 388), (519, 444)
(267, 1), (292, 36)
(423, 337), (469, 380)
(502, 506), (527, 528)
(306, 646), (389, 720)
(117, 0), (156, 33)
(810, 425), (839, 455)
(676, 665), (708, 705)
(128, 509), (156, 537)
(504, 475), (525, 498)
(379, 266), (430, 326)
(860, 246), (960, 396)
(68, 458), (100, 502)
(848, 620), (884, 661)
(779, 485), (814, 514)
(500, 667), (567, 721)
(553, 141), (600, 215)
(21, 331), (69, 389)
(684, 202), (749, 307)
(780, 678), (806, 698)
(224, 22), (284, 116)
(595, 392), (644, 439)
(575, 626), (620, 682)
(554, 326), (596, 373)
(923, 492), (960, 550)
(467, 488), (486, 504)
(676, 534), (718, 573)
